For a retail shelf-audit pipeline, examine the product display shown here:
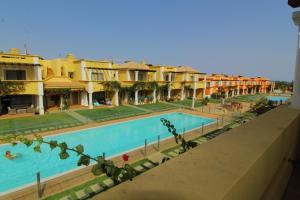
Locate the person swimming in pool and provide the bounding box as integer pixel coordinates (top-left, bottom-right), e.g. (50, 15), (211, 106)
(5, 150), (17, 160)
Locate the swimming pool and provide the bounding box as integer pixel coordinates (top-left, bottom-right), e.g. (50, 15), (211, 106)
(267, 96), (289, 102)
(0, 112), (215, 194)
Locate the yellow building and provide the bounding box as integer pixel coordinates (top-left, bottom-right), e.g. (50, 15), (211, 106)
(0, 48), (272, 115)
(0, 48), (44, 114)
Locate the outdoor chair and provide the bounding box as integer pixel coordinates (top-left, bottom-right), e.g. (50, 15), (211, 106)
(93, 101), (101, 107)
(26, 104), (36, 113)
(7, 106), (16, 115)
(75, 189), (90, 200)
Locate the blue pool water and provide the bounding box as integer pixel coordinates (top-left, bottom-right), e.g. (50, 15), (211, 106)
(267, 96), (289, 102)
(0, 112), (215, 193)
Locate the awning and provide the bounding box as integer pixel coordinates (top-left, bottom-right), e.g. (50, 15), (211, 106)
(128, 69), (156, 72)
(44, 76), (85, 90)
(0, 62), (41, 66)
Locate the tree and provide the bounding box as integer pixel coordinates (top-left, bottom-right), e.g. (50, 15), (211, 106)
(160, 118), (198, 153)
(2, 134), (138, 184)
(103, 81), (121, 92)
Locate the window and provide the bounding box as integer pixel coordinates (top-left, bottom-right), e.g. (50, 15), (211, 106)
(138, 73), (144, 81)
(68, 72), (74, 79)
(91, 72), (104, 81)
(164, 74), (168, 81)
(4, 70), (26, 80)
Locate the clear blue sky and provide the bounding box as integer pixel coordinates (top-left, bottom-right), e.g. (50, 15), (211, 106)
(0, 0), (297, 81)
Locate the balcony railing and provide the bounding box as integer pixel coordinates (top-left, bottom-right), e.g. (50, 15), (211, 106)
(1, 80), (39, 95)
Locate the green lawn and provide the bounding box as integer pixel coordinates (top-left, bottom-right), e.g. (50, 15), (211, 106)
(233, 94), (265, 102)
(208, 98), (222, 104)
(172, 99), (203, 107)
(0, 112), (81, 136)
(137, 102), (177, 112)
(75, 106), (147, 122)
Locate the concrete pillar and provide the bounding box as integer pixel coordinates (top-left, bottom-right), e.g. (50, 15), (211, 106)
(135, 71), (139, 81)
(153, 89), (157, 103)
(60, 95), (64, 108)
(168, 72), (172, 82)
(126, 70), (130, 81)
(81, 92), (88, 106)
(37, 95), (44, 115)
(88, 92), (93, 109)
(34, 57), (44, 115)
(159, 67), (163, 81)
(153, 72), (157, 81)
(115, 70), (119, 81)
(115, 90), (119, 106)
(167, 86), (171, 100)
(192, 86), (196, 109)
(237, 88), (240, 96)
(108, 62), (112, 81)
(180, 86), (185, 100)
(203, 76), (207, 98)
(135, 90), (138, 105)
(87, 69), (93, 109)
(80, 61), (87, 80)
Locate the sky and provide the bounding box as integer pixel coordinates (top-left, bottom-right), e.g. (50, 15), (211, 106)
(0, 0), (298, 81)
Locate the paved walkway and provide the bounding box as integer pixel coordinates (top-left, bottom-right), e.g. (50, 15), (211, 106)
(64, 111), (94, 123)
(162, 101), (191, 109)
(124, 104), (153, 113)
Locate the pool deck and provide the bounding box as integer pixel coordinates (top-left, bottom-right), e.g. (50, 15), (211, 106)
(0, 107), (241, 200)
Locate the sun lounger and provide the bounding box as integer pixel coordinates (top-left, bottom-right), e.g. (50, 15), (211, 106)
(147, 152), (170, 165)
(75, 189), (89, 200)
(90, 183), (104, 193)
(174, 149), (181, 154)
(194, 140), (202, 144)
(134, 165), (145, 172)
(103, 178), (114, 188)
(141, 161), (155, 169)
(59, 195), (72, 200)
(167, 151), (178, 157)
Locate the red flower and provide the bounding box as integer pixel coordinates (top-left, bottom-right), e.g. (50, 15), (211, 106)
(122, 154), (129, 162)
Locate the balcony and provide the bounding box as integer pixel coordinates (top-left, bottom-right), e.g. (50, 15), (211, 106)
(93, 106), (300, 200)
(1, 80), (39, 95)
